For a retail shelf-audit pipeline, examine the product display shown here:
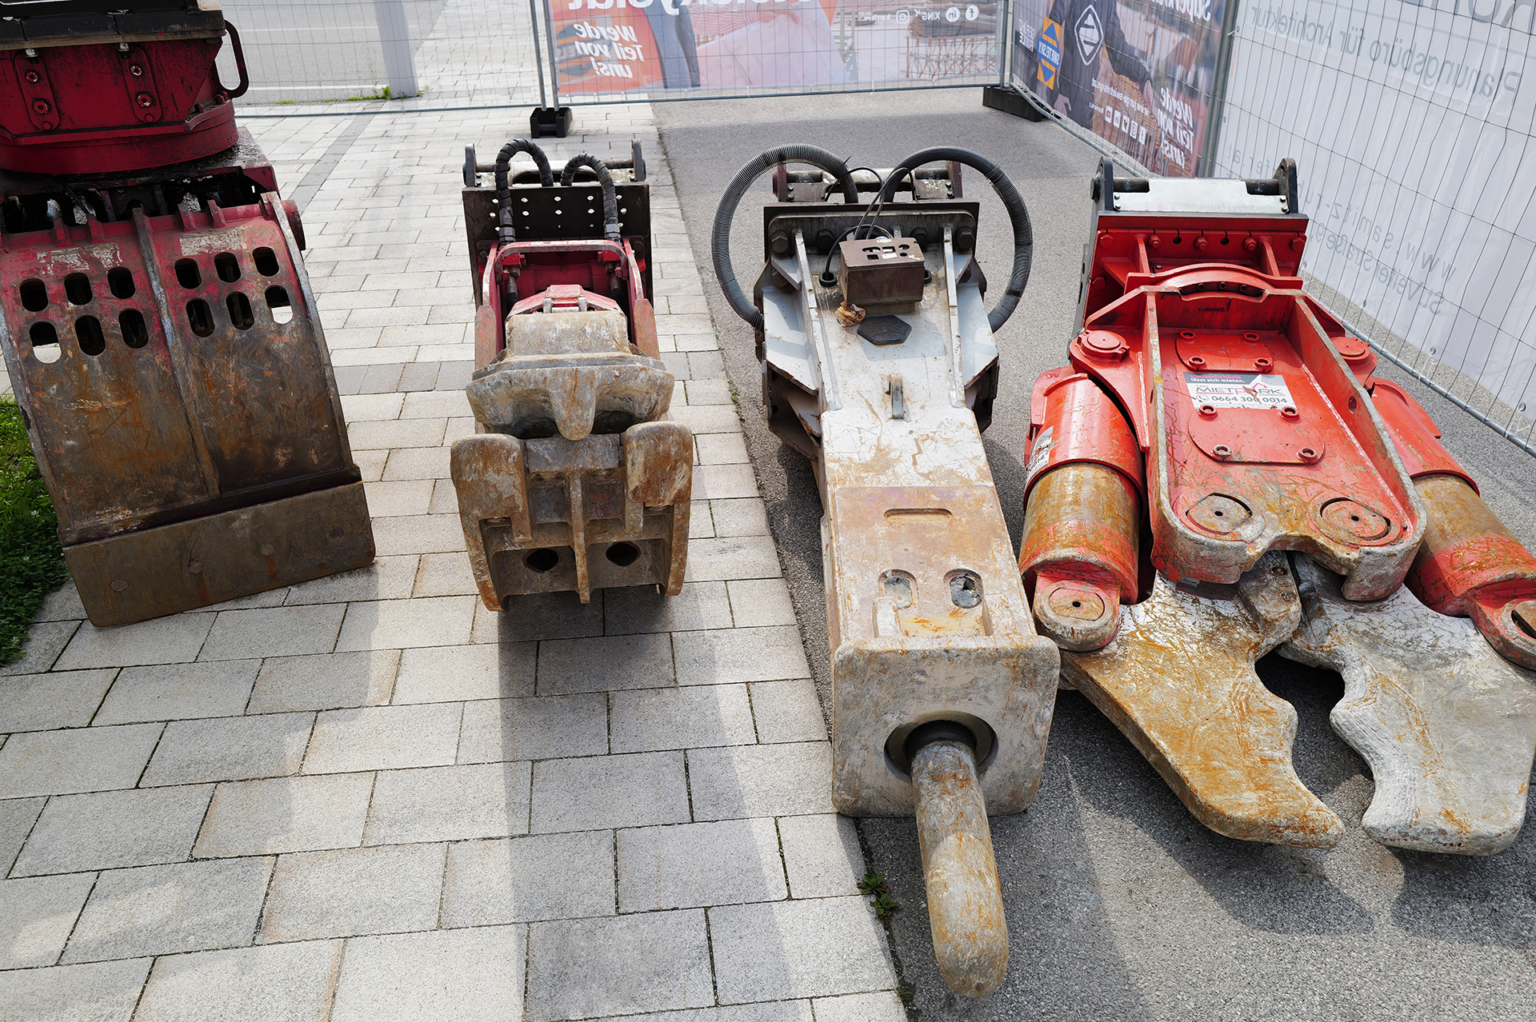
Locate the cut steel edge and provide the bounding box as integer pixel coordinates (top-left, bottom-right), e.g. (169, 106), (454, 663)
(1282, 553), (1536, 855)
(1060, 551), (1345, 847)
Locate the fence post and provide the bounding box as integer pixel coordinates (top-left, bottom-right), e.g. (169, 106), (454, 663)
(373, 0), (418, 98)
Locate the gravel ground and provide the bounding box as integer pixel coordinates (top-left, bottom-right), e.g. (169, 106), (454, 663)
(656, 88), (1536, 1022)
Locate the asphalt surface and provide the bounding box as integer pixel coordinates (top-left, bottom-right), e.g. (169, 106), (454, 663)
(655, 89), (1536, 1022)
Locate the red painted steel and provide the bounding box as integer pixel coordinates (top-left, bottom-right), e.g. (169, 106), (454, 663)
(0, 32), (244, 175)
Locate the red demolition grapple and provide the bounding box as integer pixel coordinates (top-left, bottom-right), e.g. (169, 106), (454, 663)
(0, 1), (374, 627)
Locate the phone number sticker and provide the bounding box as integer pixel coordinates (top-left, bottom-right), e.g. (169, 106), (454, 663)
(1185, 373), (1295, 409)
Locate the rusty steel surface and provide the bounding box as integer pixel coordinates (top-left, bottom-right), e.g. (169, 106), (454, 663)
(910, 739), (1009, 998)
(1062, 552), (1346, 847)
(0, 141), (373, 626)
(452, 144), (690, 606)
(1282, 554), (1536, 854)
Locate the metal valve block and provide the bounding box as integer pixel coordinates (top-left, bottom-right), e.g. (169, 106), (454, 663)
(452, 140), (691, 607)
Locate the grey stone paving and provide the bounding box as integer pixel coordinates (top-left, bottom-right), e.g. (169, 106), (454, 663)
(0, 101), (901, 1021)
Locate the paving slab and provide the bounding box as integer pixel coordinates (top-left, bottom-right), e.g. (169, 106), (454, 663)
(530, 752), (691, 834)
(93, 661), (260, 724)
(524, 910), (714, 1022)
(0, 957), (151, 1022)
(456, 694), (608, 763)
(0, 873), (96, 969)
(362, 762), (531, 844)
(257, 843), (446, 942)
(193, 773), (372, 857)
(708, 898), (896, 1004)
(441, 831), (615, 927)
(0, 797), (45, 874)
(140, 712), (315, 787)
(62, 857), (274, 963)
(329, 926), (525, 1022)
(0, 724), (163, 799)
(0, 670), (116, 732)
(392, 643), (537, 703)
(302, 703), (463, 773)
(13, 786), (213, 876)
(248, 650), (401, 713)
(132, 940), (344, 1022)
(618, 819), (787, 912)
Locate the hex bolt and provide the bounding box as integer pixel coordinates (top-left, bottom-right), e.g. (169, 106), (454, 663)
(1244, 237), (1259, 251)
(1195, 236), (1209, 251)
(955, 227), (975, 253)
(1148, 234), (1161, 249)
(769, 231), (790, 256)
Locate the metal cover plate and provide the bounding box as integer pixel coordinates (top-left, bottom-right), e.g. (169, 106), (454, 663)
(858, 315), (911, 346)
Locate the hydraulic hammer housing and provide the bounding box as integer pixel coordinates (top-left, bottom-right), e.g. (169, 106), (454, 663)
(452, 140), (692, 607)
(712, 145), (1059, 998)
(1021, 159), (1536, 855)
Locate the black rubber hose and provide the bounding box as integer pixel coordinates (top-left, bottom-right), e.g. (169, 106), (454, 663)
(876, 147), (1033, 331)
(711, 145), (861, 329)
(494, 139), (553, 243)
(560, 154), (621, 241)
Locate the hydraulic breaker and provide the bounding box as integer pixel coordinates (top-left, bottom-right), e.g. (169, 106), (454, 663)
(712, 145), (1059, 997)
(1020, 158), (1536, 853)
(452, 140), (691, 607)
(0, 1), (374, 627)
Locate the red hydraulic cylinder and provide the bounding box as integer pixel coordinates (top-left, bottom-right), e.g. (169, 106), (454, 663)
(1018, 369), (1144, 650)
(1371, 379), (1536, 669)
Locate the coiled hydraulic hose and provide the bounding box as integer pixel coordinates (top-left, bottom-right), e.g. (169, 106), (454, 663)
(875, 147), (1034, 331)
(711, 145), (861, 330)
(494, 139), (553, 244)
(560, 154), (622, 242)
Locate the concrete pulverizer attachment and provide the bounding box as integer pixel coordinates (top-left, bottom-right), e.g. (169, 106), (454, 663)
(451, 140), (691, 607)
(711, 145), (1059, 997)
(1019, 157), (1536, 855)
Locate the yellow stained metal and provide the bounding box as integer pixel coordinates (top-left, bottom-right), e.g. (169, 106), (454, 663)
(1062, 552), (1346, 847)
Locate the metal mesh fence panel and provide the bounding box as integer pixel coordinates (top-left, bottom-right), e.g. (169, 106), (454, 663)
(1214, 0), (1536, 451)
(220, 0), (545, 108)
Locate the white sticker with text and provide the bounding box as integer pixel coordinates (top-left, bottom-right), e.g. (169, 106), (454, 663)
(1185, 373), (1295, 409)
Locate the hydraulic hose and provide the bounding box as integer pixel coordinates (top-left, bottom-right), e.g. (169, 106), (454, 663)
(711, 145), (861, 329)
(494, 139), (553, 243)
(560, 154), (622, 241)
(877, 147), (1034, 331)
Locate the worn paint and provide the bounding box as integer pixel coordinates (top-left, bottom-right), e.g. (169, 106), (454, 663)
(1281, 554), (1536, 854)
(1063, 552), (1345, 846)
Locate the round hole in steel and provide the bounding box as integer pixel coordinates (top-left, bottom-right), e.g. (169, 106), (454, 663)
(524, 548), (559, 573)
(605, 542), (640, 567)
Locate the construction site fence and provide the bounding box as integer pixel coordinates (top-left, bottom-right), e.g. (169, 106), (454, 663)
(224, 0), (1536, 455)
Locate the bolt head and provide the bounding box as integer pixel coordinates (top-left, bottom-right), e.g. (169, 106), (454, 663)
(30, 98), (49, 114)
(130, 64), (144, 76)
(1195, 237), (1208, 251)
(1244, 237), (1259, 251)
(136, 92), (154, 108)
(23, 69), (39, 83)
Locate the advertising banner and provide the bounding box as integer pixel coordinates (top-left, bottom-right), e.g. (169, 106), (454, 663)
(1009, 0), (1229, 175)
(1215, 0), (1536, 430)
(549, 0), (1002, 98)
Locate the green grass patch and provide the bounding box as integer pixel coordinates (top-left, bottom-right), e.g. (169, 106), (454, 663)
(0, 399), (68, 666)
